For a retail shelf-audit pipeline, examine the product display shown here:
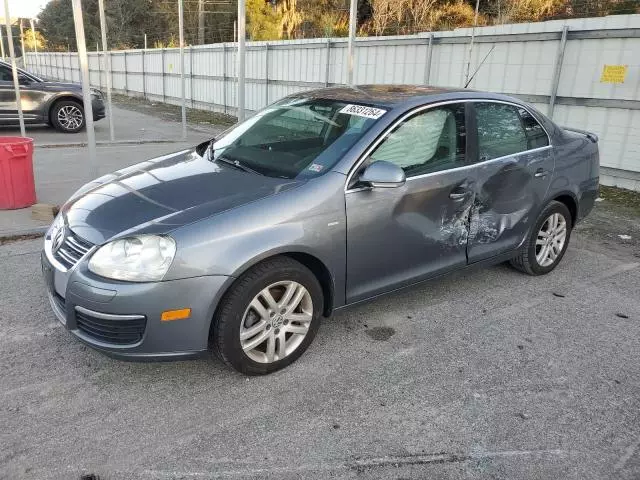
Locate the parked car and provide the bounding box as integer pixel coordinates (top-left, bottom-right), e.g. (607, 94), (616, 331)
(41, 85), (599, 375)
(0, 61), (105, 133)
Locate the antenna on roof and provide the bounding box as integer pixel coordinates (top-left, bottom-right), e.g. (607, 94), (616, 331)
(464, 45), (496, 89)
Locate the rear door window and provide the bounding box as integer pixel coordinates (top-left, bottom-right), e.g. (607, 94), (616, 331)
(474, 102), (529, 161)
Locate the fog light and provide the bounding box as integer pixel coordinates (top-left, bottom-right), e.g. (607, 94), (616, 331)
(161, 308), (191, 322)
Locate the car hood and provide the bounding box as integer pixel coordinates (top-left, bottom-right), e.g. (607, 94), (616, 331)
(62, 149), (302, 245)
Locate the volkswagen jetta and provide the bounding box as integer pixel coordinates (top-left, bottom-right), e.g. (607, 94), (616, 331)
(41, 85), (599, 374)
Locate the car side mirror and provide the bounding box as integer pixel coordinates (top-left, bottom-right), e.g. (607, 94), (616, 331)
(359, 160), (406, 188)
(18, 74), (31, 85)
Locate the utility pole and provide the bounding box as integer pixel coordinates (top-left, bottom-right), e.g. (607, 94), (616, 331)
(71, 0), (98, 179)
(0, 25), (5, 61)
(347, 0), (357, 85)
(178, 0), (187, 139)
(144, 33), (147, 50)
(198, 0), (205, 45)
(3, 0), (25, 136)
(98, 0), (115, 142)
(29, 18), (39, 75)
(19, 20), (26, 67)
(237, 0), (245, 121)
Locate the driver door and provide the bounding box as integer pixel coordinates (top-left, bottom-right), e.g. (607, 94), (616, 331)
(345, 102), (476, 303)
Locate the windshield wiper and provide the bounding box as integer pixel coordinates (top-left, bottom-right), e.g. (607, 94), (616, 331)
(216, 155), (263, 176)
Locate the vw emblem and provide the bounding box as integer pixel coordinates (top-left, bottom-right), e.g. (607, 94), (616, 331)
(272, 315), (284, 329)
(52, 226), (65, 253)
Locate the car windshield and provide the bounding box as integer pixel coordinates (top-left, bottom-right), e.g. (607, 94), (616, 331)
(210, 98), (386, 179)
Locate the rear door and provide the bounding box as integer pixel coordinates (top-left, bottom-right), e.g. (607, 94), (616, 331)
(467, 101), (554, 262)
(345, 102), (476, 303)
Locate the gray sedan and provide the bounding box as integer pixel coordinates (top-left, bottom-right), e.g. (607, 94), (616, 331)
(41, 85), (599, 374)
(0, 61), (105, 132)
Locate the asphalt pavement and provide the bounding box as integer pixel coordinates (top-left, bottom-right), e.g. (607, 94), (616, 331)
(1, 230), (639, 479)
(1, 100), (639, 480)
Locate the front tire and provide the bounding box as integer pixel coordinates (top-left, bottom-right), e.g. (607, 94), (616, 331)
(211, 256), (323, 375)
(51, 100), (85, 133)
(510, 200), (572, 275)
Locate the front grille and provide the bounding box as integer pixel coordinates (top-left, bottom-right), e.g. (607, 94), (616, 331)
(53, 231), (94, 270)
(75, 309), (146, 346)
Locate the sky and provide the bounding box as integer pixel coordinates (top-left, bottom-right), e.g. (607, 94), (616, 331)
(6, 0), (49, 18)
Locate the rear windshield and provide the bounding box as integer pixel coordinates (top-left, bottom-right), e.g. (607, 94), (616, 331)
(210, 98), (386, 179)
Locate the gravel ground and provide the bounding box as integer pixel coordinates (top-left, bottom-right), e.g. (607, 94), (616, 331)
(1, 198), (640, 479)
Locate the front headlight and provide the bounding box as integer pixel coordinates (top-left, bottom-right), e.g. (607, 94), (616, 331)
(88, 235), (176, 282)
(90, 88), (103, 98)
(48, 214), (64, 239)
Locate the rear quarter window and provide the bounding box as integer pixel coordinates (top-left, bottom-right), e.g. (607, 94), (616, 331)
(518, 107), (549, 150)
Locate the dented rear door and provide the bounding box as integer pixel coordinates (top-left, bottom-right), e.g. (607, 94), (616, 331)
(466, 102), (554, 263)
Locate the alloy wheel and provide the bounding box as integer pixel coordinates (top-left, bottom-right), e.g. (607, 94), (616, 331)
(535, 213), (567, 267)
(57, 105), (84, 131)
(240, 281), (313, 364)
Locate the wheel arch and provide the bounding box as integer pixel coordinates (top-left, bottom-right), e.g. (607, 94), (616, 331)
(211, 249), (336, 330)
(550, 192), (579, 226)
(48, 95), (83, 124)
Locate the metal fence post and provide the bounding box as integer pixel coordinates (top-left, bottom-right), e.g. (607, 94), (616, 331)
(161, 48), (166, 103)
(264, 43), (269, 106)
(549, 25), (568, 119)
(222, 44), (227, 115)
(237, 0), (246, 122)
(123, 51), (128, 94)
(97, 52), (102, 88)
(190, 46), (194, 109)
(424, 33), (434, 85)
(325, 38), (331, 87)
(346, 0), (357, 85)
(141, 49), (146, 99)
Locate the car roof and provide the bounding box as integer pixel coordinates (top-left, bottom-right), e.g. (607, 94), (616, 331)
(285, 84), (525, 110)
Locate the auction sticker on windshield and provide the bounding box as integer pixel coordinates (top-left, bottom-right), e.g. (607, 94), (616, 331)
(339, 104), (387, 119)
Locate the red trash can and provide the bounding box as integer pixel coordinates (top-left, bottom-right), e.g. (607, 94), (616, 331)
(0, 137), (36, 210)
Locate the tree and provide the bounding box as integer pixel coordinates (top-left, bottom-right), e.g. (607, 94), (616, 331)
(37, 0), (236, 51)
(247, 0), (283, 40)
(22, 28), (47, 51)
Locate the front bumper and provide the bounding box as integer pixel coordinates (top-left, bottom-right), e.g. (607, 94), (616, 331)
(41, 241), (231, 360)
(91, 97), (106, 121)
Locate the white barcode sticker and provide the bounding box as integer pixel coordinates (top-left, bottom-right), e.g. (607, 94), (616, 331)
(339, 104), (387, 119)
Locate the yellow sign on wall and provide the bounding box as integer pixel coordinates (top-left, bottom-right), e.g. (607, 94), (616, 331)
(600, 65), (628, 84)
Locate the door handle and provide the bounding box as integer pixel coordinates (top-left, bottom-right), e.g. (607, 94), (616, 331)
(449, 191), (469, 201)
(534, 168), (549, 178)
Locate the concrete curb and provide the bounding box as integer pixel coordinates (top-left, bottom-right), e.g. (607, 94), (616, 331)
(35, 139), (190, 149)
(0, 226), (48, 242)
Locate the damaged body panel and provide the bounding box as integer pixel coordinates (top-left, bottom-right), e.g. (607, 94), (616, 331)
(345, 169), (475, 303)
(467, 145), (554, 262)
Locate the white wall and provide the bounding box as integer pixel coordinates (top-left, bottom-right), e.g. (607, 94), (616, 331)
(26, 14), (640, 190)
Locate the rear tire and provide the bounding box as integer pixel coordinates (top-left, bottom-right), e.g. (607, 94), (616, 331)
(51, 100), (85, 133)
(510, 200), (572, 276)
(211, 256), (323, 375)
